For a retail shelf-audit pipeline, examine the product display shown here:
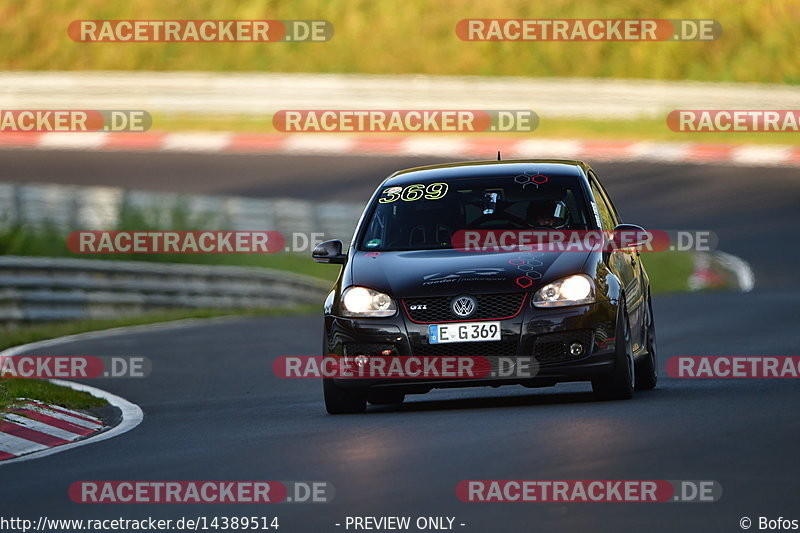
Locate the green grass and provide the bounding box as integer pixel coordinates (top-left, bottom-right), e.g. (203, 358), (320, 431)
(642, 250), (694, 294)
(150, 112), (800, 146)
(1, 0), (799, 83)
(0, 379), (107, 412)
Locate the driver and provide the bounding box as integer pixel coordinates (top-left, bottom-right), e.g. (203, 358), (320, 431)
(526, 199), (566, 228)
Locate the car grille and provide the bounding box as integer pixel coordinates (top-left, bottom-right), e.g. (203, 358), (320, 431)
(403, 293), (526, 323)
(412, 341), (519, 374)
(531, 330), (595, 364)
(412, 341), (517, 358)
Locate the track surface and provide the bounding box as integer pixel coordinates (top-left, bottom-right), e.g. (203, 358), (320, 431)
(0, 151), (798, 532)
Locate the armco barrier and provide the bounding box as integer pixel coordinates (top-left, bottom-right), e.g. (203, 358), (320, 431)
(0, 256), (332, 323)
(0, 182), (363, 244)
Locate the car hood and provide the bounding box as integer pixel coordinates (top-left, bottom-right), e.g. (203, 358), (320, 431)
(349, 249), (591, 298)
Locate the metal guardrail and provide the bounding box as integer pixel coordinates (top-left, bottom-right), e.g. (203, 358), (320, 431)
(0, 256), (332, 323)
(0, 182), (352, 323)
(0, 182), (363, 244)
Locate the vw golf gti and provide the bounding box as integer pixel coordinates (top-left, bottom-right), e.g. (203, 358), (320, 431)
(313, 159), (657, 414)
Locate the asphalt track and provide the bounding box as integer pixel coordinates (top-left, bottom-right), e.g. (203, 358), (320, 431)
(0, 150), (798, 532)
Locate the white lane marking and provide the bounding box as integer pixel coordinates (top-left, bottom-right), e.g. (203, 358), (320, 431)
(38, 132), (108, 150)
(0, 432), (49, 456)
(3, 414), (83, 441)
(511, 139), (582, 158)
(162, 132), (232, 152)
(399, 137), (470, 156)
(731, 145), (793, 166)
(629, 142), (692, 163)
(283, 135), (357, 154)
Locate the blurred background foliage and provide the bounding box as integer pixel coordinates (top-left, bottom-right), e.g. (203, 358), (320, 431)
(0, 0), (797, 83)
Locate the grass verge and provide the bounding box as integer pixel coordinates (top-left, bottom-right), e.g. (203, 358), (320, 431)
(3, 0), (799, 84)
(642, 250), (694, 294)
(149, 113), (799, 147)
(0, 380), (106, 413)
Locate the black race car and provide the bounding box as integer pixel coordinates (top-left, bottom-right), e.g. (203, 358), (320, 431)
(313, 160), (657, 414)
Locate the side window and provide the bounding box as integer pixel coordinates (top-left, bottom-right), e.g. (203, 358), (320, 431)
(589, 171), (622, 224)
(589, 177), (617, 231)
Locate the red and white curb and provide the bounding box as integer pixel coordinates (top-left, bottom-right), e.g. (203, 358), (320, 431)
(1, 131), (799, 167)
(0, 399), (105, 461)
(0, 316), (248, 465)
(0, 333), (147, 465)
(689, 251), (755, 292)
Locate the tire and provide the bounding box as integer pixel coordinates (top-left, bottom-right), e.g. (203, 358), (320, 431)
(592, 301), (635, 401)
(324, 379), (367, 414)
(368, 391), (406, 406)
(635, 292), (658, 391)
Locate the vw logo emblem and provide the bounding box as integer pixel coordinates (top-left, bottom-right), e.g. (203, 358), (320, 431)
(451, 295), (477, 318)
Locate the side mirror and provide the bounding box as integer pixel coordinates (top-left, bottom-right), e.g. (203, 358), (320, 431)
(611, 224), (650, 249)
(312, 239), (347, 264)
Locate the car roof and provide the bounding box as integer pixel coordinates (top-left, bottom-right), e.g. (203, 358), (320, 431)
(382, 159), (590, 186)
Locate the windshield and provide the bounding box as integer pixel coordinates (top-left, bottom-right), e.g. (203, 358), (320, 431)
(358, 174), (592, 251)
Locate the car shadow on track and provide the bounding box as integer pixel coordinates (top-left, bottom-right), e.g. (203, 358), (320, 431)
(366, 387), (669, 414)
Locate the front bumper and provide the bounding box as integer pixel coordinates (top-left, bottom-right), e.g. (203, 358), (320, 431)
(324, 298), (619, 393)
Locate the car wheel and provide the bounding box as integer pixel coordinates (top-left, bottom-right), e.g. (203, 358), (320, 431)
(635, 292), (658, 391)
(592, 301), (635, 401)
(368, 391), (406, 406)
(323, 379), (367, 414)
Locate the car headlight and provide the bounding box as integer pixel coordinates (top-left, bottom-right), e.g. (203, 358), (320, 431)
(533, 274), (595, 308)
(341, 286), (397, 317)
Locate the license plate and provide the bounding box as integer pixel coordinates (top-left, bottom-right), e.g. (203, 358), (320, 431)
(428, 321), (501, 344)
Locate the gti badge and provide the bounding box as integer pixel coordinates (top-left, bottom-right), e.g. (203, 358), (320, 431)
(451, 295), (477, 318)
(409, 304), (428, 310)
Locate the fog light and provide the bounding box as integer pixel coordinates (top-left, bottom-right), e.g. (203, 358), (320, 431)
(569, 343), (584, 356)
(354, 354), (370, 367)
